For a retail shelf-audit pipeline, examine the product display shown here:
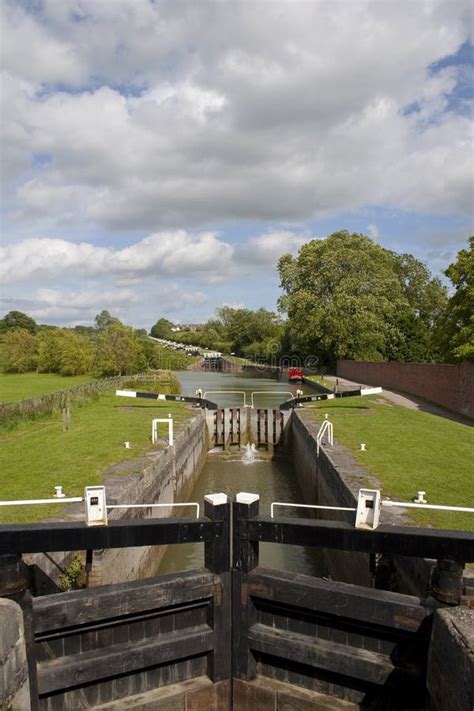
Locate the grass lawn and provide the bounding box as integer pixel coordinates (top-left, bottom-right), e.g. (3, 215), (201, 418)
(0, 391), (195, 524)
(0, 373), (94, 403)
(223, 355), (253, 365)
(304, 374), (334, 390)
(301, 395), (474, 531)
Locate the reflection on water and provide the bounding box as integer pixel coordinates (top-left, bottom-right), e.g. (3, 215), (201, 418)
(176, 369), (314, 409)
(157, 445), (328, 579)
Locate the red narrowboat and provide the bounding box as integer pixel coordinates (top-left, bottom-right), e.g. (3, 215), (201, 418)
(288, 367), (303, 382)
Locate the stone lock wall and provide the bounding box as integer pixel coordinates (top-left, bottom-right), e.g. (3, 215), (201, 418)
(26, 410), (210, 592)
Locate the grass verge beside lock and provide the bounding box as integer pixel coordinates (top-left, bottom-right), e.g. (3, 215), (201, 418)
(0, 373), (94, 403)
(0, 390), (194, 524)
(301, 395), (474, 532)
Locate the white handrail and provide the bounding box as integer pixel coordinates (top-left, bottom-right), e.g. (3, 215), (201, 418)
(106, 502), (200, 518)
(250, 391), (294, 408)
(152, 417), (174, 445)
(0, 497), (83, 507)
(271, 502), (356, 518)
(316, 418), (333, 455)
(381, 501), (474, 513)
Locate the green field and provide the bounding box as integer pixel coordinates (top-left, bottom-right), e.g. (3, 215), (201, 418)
(304, 374), (334, 390)
(0, 373), (94, 403)
(301, 395), (474, 531)
(0, 392), (194, 524)
(223, 355), (253, 365)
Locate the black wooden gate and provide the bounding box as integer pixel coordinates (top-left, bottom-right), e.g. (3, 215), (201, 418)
(231, 496), (474, 710)
(1, 495), (473, 710)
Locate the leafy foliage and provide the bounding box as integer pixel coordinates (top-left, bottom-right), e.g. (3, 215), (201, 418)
(0, 329), (38, 372)
(150, 318), (174, 339)
(94, 323), (144, 376)
(168, 306), (284, 361)
(278, 230), (447, 366)
(0, 310), (38, 334)
(434, 237), (474, 362)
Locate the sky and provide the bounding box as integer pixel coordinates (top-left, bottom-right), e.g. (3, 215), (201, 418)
(1, 0), (473, 329)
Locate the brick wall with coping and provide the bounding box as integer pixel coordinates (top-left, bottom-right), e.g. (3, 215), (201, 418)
(337, 360), (473, 418)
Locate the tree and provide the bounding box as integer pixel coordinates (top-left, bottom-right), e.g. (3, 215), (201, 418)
(214, 306), (283, 356)
(94, 310), (121, 332)
(37, 329), (65, 373)
(0, 329), (38, 372)
(434, 237), (474, 362)
(94, 323), (144, 376)
(0, 311), (37, 334)
(59, 332), (94, 375)
(388, 253), (447, 362)
(150, 318), (174, 339)
(278, 230), (436, 366)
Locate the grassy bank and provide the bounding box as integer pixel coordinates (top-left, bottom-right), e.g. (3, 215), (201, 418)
(0, 390), (194, 524)
(304, 374), (334, 390)
(0, 373), (94, 403)
(301, 395), (473, 531)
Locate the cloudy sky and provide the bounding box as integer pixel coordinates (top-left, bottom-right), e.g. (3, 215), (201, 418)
(1, 0), (473, 328)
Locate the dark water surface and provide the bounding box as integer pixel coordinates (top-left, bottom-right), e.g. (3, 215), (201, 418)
(156, 370), (328, 577)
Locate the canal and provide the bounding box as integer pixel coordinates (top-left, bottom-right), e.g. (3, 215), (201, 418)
(157, 370), (328, 577)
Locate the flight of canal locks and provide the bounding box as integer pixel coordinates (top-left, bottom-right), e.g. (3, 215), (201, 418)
(1, 364), (473, 711)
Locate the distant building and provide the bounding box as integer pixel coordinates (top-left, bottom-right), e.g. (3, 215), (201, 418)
(170, 323), (203, 332)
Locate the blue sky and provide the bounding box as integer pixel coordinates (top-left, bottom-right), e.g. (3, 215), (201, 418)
(1, 0), (473, 328)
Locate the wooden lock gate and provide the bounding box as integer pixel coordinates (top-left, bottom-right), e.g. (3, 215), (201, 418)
(0, 497), (473, 710)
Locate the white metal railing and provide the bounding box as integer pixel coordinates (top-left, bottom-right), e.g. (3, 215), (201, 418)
(0, 497), (83, 507)
(316, 416), (333, 455)
(271, 489), (474, 528)
(203, 390), (248, 406)
(106, 502), (200, 517)
(271, 502), (356, 518)
(0, 487), (200, 523)
(250, 391), (294, 408)
(381, 500), (474, 513)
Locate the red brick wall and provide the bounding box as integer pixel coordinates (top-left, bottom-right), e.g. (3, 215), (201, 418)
(336, 361), (474, 419)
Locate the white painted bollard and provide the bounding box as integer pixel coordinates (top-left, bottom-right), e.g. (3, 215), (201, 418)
(124, 441), (131, 449)
(414, 491), (427, 504)
(54, 486), (66, 498)
(360, 443), (366, 451)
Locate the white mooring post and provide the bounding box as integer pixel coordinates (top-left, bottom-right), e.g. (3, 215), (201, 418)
(152, 416), (174, 446)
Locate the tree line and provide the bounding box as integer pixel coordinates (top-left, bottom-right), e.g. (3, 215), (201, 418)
(0, 311), (195, 376)
(151, 232), (473, 367)
(2, 232), (472, 375)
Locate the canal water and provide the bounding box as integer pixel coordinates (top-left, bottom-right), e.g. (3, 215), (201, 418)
(157, 370), (328, 577)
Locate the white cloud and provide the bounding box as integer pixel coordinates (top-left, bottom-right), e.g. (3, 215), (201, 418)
(239, 231), (310, 266)
(0, 231), (234, 284)
(1, 0), (471, 233)
(367, 224), (379, 240)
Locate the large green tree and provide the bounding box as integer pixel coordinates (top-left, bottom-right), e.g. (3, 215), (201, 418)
(0, 329), (38, 372)
(150, 318), (174, 339)
(94, 323), (144, 376)
(94, 310), (121, 332)
(434, 237), (474, 362)
(278, 230), (444, 366)
(0, 310), (37, 334)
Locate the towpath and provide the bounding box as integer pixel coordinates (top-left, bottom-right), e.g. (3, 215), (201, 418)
(322, 374), (473, 427)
